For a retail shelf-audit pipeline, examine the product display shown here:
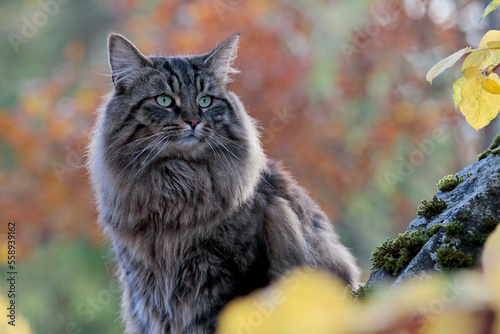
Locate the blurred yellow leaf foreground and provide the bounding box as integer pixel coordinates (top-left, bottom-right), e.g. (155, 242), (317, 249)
(217, 225), (500, 334)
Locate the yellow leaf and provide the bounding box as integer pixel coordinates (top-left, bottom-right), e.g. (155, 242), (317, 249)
(482, 224), (500, 287)
(479, 30), (500, 48)
(482, 224), (500, 333)
(426, 47), (472, 84)
(480, 1), (500, 22)
(484, 74), (500, 94)
(463, 66), (481, 79)
(216, 269), (353, 334)
(460, 75), (500, 130)
(486, 40), (500, 49)
(462, 49), (494, 71)
(426, 312), (483, 334)
(453, 77), (466, 108)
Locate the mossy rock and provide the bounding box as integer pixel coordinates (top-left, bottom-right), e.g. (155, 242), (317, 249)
(367, 140), (500, 286)
(417, 195), (447, 218)
(436, 248), (475, 269)
(437, 173), (471, 192)
(371, 225), (441, 276)
(478, 133), (500, 160)
(345, 283), (375, 302)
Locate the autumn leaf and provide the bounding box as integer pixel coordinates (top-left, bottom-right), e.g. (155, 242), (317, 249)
(453, 67), (481, 109)
(462, 49), (496, 71)
(481, 223), (500, 332)
(463, 66), (481, 79)
(453, 77), (467, 108)
(482, 223), (500, 281)
(483, 76), (500, 94)
(480, 1), (500, 22)
(216, 269), (353, 334)
(460, 74), (500, 130)
(426, 47), (472, 83)
(486, 40), (500, 49)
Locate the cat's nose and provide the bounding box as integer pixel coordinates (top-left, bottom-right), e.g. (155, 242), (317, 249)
(186, 118), (201, 130)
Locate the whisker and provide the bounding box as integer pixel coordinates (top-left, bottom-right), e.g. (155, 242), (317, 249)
(206, 133), (244, 163)
(124, 135), (173, 193)
(207, 133), (274, 189)
(116, 132), (165, 155)
(206, 131), (246, 149)
(117, 133), (167, 177)
(206, 137), (239, 182)
(203, 138), (221, 162)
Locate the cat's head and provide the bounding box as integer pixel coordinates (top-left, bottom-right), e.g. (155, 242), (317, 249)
(100, 33), (260, 169)
(90, 33), (266, 222)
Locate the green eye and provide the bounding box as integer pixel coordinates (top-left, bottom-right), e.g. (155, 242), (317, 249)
(156, 95), (173, 107)
(198, 96), (212, 108)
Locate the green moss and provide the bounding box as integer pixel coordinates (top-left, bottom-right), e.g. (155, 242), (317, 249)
(478, 151), (490, 160)
(478, 133), (500, 160)
(443, 221), (466, 237)
(437, 174), (469, 192)
(345, 283), (374, 302)
(459, 214), (469, 221)
(436, 248), (475, 269)
(463, 231), (487, 246)
(417, 195), (447, 218)
(371, 228), (438, 276)
(450, 218), (498, 247)
(490, 189), (499, 197)
(427, 223), (443, 235)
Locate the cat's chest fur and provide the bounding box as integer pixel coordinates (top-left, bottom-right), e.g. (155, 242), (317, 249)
(104, 159), (239, 230)
(109, 186), (269, 333)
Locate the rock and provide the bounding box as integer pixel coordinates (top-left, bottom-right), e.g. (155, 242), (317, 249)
(367, 152), (500, 286)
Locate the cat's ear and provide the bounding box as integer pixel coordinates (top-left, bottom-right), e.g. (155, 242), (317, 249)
(108, 33), (151, 89)
(204, 33), (240, 84)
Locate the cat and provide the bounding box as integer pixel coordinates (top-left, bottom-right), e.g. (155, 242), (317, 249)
(87, 33), (360, 334)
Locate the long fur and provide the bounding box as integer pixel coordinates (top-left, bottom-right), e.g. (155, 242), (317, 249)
(87, 33), (360, 334)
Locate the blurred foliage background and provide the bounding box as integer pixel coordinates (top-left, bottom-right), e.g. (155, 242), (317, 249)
(0, 0), (499, 332)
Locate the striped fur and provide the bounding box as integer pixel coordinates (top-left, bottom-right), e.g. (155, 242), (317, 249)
(87, 33), (360, 334)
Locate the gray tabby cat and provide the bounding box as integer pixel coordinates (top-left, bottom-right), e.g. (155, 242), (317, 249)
(88, 33), (360, 334)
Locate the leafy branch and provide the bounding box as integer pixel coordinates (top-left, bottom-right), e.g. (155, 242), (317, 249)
(427, 1), (500, 130)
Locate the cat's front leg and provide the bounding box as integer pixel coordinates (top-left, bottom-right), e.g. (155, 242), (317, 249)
(175, 265), (238, 334)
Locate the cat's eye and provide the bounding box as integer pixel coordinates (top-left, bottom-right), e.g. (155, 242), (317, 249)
(198, 96), (212, 108)
(156, 95), (173, 108)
